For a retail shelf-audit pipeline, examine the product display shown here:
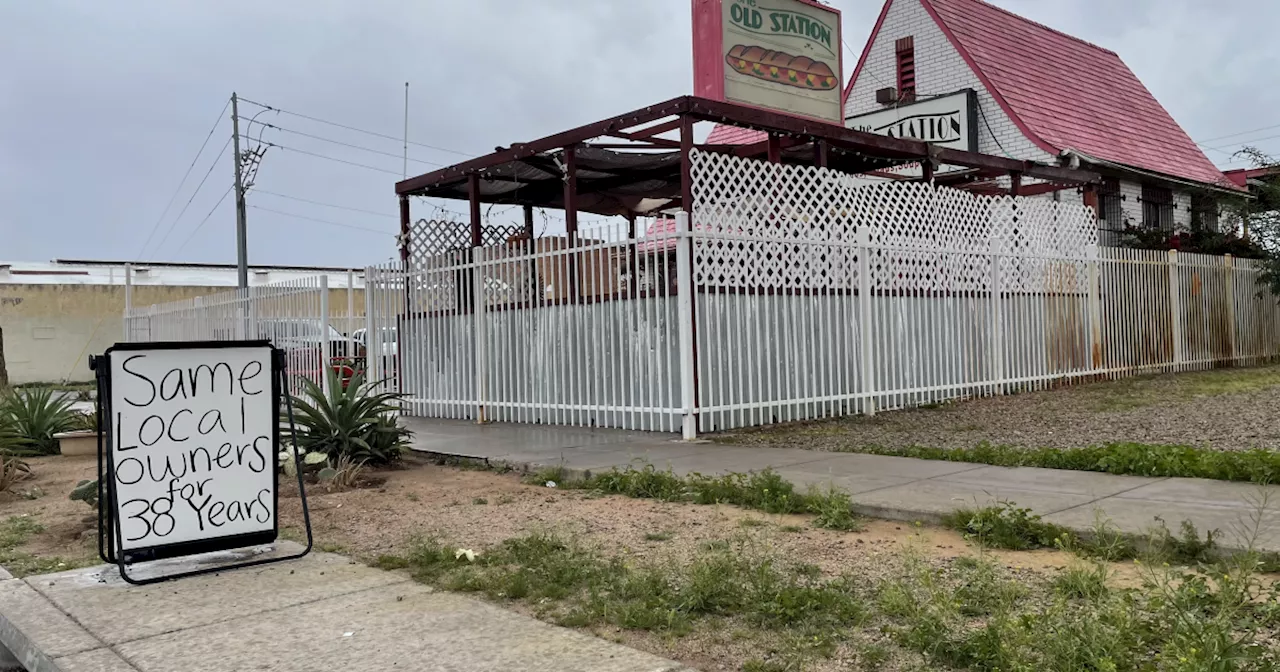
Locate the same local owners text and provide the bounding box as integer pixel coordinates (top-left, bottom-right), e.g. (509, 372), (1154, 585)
(112, 352), (275, 548)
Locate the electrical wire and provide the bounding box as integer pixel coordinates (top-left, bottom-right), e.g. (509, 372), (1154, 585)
(241, 135), (404, 175)
(248, 205), (397, 236)
(151, 136), (233, 256)
(135, 99), (231, 260)
(236, 96), (472, 157)
(252, 190), (398, 219)
(241, 119), (445, 167)
(1196, 122), (1280, 146)
(173, 185), (234, 254)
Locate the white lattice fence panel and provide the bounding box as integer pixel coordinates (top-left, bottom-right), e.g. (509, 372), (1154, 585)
(689, 149), (862, 290)
(689, 149), (1098, 294)
(408, 219), (522, 269)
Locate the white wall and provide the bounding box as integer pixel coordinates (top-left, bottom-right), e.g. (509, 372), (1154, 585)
(842, 0), (1219, 235)
(843, 0), (1055, 165)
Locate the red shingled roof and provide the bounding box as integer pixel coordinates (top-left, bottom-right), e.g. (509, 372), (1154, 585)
(706, 124), (766, 145)
(706, 0), (1236, 190)
(915, 0), (1236, 189)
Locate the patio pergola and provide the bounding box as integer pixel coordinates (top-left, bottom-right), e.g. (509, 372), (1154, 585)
(394, 95), (1100, 261)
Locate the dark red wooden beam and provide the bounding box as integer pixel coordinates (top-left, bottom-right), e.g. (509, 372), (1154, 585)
(468, 174), (482, 247)
(397, 97), (692, 195)
(398, 195), (410, 263)
(624, 118), (684, 140)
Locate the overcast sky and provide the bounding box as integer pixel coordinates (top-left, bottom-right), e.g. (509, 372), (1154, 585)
(2, 0), (1277, 268)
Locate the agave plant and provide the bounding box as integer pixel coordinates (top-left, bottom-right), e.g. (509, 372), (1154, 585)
(285, 370), (410, 466)
(1, 387), (78, 456)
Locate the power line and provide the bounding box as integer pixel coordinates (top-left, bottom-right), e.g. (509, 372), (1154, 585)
(236, 96), (472, 158)
(135, 99), (231, 260)
(1202, 132), (1280, 154)
(173, 185), (234, 255)
(151, 136), (234, 256)
(241, 119), (445, 167)
(252, 190), (398, 219)
(248, 205), (396, 236)
(242, 135), (404, 175)
(1196, 122), (1280, 146)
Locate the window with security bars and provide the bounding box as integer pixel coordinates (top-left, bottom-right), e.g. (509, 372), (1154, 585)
(1191, 194), (1219, 232)
(895, 37), (915, 103)
(1142, 184), (1174, 231)
(1097, 179), (1123, 229)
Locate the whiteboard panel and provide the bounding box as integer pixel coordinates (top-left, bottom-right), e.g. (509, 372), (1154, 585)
(108, 344), (276, 552)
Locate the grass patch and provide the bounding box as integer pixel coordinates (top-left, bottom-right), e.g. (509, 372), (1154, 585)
(1052, 562), (1111, 601)
(807, 485), (865, 532)
(738, 518), (767, 528)
(643, 531), (674, 542)
(557, 463), (867, 533)
(880, 550), (1280, 672)
(399, 530), (868, 666)
(472, 497), (488, 505)
(780, 525), (804, 534)
(0, 515), (84, 577)
(838, 442), (1280, 484)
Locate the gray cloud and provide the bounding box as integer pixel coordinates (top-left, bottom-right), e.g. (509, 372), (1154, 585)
(2, 0), (1274, 267)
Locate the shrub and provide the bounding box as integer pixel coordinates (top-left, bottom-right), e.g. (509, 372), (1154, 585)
(0, 388), (78, 455)
(287, 370), (410, 465)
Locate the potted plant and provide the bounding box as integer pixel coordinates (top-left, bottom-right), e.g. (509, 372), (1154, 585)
(52, 399), (99, 457)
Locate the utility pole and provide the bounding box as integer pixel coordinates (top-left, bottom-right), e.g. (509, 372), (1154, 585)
(231, 92), (249, 290)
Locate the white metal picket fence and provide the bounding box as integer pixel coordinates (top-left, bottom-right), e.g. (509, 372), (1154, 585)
(123, 275), (361, 394)
(365, 150), (1280, 438)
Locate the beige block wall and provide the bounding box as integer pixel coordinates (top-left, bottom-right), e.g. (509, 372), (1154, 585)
(0, 284), (364, 384)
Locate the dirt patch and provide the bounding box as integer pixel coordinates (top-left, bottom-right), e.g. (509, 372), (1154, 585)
(715, 365), (1280, 452)
(0, 455), (100, 571)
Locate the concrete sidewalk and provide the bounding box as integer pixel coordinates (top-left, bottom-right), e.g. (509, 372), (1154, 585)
(404, 418), (1280, 552)
(0, 542), (688, 672)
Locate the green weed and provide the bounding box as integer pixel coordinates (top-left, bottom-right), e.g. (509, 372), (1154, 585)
(523, 464), (572, 486)
(400, 530), (868, 666)
(942, 501), (1066, 550)
(472, 497), (488, 505)
(1145, 517), (1219, 565)
(806, 485), (864, 531)
(643, 531), (673, 542)
(825, 442), (1280, 484)
(1052, 562), (1111, 601)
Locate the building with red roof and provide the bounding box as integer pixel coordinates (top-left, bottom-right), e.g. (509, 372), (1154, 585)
(840, 0), (1243, 240)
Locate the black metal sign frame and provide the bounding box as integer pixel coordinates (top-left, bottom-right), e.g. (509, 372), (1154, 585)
(90, 340), (313, 585)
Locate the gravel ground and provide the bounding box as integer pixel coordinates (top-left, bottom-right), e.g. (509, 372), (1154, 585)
(6, 455), (1276, 671)
(716, 365), (1280, 452)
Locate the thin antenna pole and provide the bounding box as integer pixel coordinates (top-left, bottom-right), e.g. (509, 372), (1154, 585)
(402, 82), (409, 179)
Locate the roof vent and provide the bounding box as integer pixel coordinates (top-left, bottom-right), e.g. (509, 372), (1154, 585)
(876, 87), (898, 105)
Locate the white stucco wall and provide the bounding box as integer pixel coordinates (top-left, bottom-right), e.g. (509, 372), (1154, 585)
(843, 0), (1055, 164)
(843, 0), (1223, 234)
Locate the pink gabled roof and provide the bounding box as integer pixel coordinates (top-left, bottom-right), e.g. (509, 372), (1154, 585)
(915, 0), (1237, 189)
